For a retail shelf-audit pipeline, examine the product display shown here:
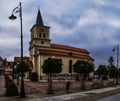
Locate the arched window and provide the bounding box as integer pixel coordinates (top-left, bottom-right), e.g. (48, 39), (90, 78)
(69, 60), (72, 73)
(39, 33), (41, 38)
(43, 33), (45, 38)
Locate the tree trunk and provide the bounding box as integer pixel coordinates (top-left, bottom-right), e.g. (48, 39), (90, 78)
(47, 73), (54, 94)
(81, 74), (85, 90)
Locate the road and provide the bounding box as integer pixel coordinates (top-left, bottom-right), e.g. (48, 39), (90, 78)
(98, 93), (120, 101)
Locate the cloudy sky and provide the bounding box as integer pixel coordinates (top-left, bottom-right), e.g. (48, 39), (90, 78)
(1, 0), (120, 68)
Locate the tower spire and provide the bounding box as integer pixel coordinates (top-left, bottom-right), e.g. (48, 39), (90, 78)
(36, 8), (44, 26)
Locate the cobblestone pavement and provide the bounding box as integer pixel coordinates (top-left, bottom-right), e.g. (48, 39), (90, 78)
(0, 76), (6, 96)
(1, 76), (120, 101)
(18, 79), (91, 98)
(0, 75), (92, 99)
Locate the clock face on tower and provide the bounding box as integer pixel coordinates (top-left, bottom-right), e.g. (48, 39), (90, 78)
(40, 28), (44, 32)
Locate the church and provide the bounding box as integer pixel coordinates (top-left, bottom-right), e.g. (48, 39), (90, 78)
(29, 9), (94, 79)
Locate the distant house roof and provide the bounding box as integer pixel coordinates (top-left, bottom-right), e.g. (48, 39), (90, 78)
(26, 59), (33, 68)
(14, 56), (30, 63)
(4, 66), (13, 72)
(14, 56), (33, 68)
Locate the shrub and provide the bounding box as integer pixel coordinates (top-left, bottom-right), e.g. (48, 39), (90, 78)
(4, 75), (10, 88)
(31, 72), (38, 81)
(5, 78), (19, 96)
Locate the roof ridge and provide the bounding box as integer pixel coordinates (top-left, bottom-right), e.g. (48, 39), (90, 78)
(51, 44), (89, 54)
(39, 49), (94, 61)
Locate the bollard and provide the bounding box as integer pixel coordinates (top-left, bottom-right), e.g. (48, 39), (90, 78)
(66, 81), (71, 93)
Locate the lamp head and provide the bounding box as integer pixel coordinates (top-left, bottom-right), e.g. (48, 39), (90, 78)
(113, 48), (115, 51)
(9, 14), (17, 20)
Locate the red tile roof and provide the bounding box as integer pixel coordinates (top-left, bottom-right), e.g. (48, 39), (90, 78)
(39, 49), (94, 61)
(51, 44), (89, 54)
(26, 60), (33, 68)
(14, 56), (33, 68)
(4, 66), (13, 72)
(14, 56), (30, 63)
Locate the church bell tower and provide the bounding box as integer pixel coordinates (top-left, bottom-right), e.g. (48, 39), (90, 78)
(29, 9), (51, 72)
(29, 9), (51, 49)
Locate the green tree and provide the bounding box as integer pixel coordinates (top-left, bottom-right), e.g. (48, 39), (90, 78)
(96, 65), (109, 80)
(42, 58), (62, 94)
(108, 65), (118, 79)
(73, 60), (94, 79)
(73, 60), (94, 90)
(5, 79), (19, 96)
(16, 61), (30, 73)
(16, 61), (30, 86)
(118, 68), (120, 78)
(108, 65), (119, 84)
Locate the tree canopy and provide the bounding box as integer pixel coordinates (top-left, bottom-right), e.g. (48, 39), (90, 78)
(42, 58), (62, 74)
(16, 61), (30, 73)
(96, 65), (109, 76)
(108, 65), (119, 78)
(96, 65), (109, 80)
(73, 60), (94, 75)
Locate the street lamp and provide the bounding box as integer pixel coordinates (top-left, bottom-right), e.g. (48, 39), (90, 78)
(9, 2), (25, 98)
(113, 43), (119, 85)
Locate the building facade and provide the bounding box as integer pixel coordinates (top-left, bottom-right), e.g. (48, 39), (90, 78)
(29, 9), (94, 79)
(0, 57), (6, 75)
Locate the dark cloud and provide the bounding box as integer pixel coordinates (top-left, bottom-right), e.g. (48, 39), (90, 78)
(1, 0), (120, 67)
(50, 15), (79, 29)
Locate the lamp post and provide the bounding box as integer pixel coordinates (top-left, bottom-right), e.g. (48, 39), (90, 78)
(113, 44), (119, 85)
(9, 2), (25, 97)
